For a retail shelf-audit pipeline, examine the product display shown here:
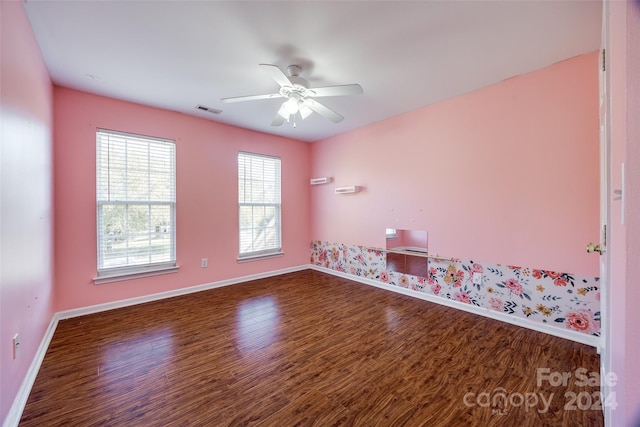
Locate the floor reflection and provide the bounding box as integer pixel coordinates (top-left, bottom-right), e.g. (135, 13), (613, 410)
(385, 306), (402, 333)
(235, 296), (280, 351)
(100, 327), (174, 376)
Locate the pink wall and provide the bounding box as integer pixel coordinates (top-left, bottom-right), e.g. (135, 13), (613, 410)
(311, 52), (600, 277)
(54, 88), (310, 311)
(609, 1), (640, 425)
(0, 2), (55, 423)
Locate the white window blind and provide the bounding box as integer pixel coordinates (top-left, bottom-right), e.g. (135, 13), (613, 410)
(238, 152), (282, 258)
(96, 129), (176, 278)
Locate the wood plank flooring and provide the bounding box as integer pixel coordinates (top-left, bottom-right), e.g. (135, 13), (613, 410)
(20, 270), (603, 426)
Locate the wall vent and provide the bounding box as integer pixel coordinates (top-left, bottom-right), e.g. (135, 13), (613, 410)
(195, 105), (222, 114)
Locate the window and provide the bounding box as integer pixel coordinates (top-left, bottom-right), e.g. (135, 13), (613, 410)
(96, 129), (176, 281)
(238, 152), (282, 259)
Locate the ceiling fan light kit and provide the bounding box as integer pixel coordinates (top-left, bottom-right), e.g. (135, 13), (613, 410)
(221, 63), (363, 128)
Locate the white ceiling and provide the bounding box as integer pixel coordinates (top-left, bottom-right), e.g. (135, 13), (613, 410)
(23, 1), (602, 142)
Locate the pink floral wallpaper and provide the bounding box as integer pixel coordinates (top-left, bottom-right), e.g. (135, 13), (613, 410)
(310, 241), (600, 337)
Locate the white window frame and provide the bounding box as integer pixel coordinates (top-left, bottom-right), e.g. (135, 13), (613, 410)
(238, 151), (282, 261)
(95, 129), (177, 284)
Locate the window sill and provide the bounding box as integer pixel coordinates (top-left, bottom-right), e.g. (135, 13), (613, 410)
(237, 252), (284, 263)
(94, 265), (179, 285)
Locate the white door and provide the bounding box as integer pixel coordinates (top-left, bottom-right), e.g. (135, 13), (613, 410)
(598, 1), (613, 425)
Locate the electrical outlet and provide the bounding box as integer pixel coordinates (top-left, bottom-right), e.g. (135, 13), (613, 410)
(201, 258), (208, 268)
(12, 334), (19, 359)
(472, 272), (483, 285)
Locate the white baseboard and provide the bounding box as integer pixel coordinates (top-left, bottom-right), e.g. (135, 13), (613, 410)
(56, 265), (308, 320)
(309, 265), (600, 348)
(3, 316), (59, 427)
(3, 264), (308, 427)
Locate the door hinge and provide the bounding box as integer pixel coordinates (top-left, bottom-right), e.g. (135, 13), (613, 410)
(603, 224), (607, 247)
(602, 49), (606, 72)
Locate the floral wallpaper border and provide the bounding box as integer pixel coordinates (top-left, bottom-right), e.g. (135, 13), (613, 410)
(310, 241), (600, 337)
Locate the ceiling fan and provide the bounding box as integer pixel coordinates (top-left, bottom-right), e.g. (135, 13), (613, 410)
(221, 64), (363, 127)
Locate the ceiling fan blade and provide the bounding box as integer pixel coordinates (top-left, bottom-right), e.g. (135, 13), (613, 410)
(259, 64), (292, 88)
(308, 84), (363, 98)
(221, 93), (282, 103)
(271, 104), (288, 126)
(304, 99), (344, 123)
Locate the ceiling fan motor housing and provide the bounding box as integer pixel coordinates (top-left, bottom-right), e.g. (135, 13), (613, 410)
(287, 64), (302, 76)
(285, 65), (309, 90)
(288, 76), (309, 89)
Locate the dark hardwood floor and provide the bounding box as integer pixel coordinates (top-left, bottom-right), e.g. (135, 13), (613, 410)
(20, 270), (603, 426)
